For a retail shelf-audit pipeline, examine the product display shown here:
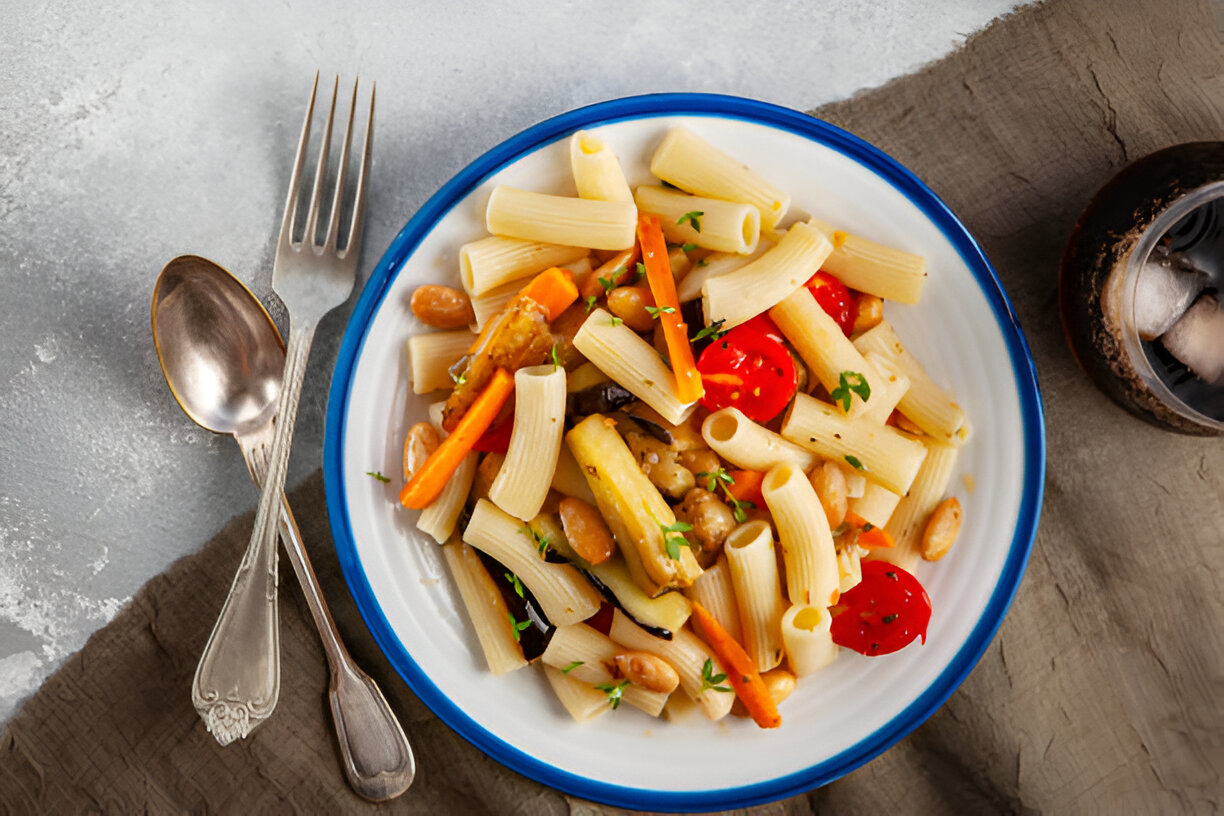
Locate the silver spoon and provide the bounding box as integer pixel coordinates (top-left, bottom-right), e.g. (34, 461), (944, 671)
(152, 254), (414, 800)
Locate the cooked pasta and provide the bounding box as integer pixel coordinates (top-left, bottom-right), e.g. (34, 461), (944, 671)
(762, 462), (839, 608)
(701, 407), (816, 472)
(408, 330), (475, 394)
(417, 451), (477, 543)
(780, 605), (838, 677)
(869, 440), (959, 571)
(441, 541), (527, 675)
(633, 185), (760, 255)
(541, 624), (670, 716)
(807, 217), (926, 304)
(570, 130), (633, 202)
(649, 126), (790, 229)
(488, 365), (566, 521)
(675, 239), (773, 303)
(486, 186), (637, 250)
(684, 555), (742, 644)
(459, 235), (588, 297)
(723, 521), (786, 672)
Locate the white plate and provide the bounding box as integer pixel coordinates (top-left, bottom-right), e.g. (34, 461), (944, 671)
(323, 94), (1044, 811)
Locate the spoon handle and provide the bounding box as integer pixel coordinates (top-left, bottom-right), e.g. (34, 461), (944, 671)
(248, 446), (415, 800)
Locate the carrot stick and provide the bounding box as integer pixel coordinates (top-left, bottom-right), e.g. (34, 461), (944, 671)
(726, 469), (765, 506)
(844, 511), (896, 549)
(400, 368), (515, 509)
(689, 601), (781, 729)
(578, 247), (641, 300)
(637, 214), (703, 403)
(516, 266), (578, 321)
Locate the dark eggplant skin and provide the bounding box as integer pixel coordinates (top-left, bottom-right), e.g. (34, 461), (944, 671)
(568, 381), (637, 417)
(1059, 142), (1224, 435)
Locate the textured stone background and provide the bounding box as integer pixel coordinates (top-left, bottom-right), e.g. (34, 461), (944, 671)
(0, 0), (1019, 723)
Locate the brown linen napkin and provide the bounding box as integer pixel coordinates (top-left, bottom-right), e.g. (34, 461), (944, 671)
(4, 0), (1221, 811)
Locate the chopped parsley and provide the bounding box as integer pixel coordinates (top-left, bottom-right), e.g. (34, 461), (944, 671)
(830, 370), (871, 412)
(844, 455), (866, 471)
(680, 242), (697, 253)
(550, 343), (561, 370)
(634, 262), (647, 281)
(692, 319), (727, 343)
(697, 467), (754, 522)
(696, 467), (735, 493)
(584, 294), (598, 313)
(597, 275), (616, 294)
(644, 305), (677, 319)
(677, 210), (704, 232)
(658, 519), (694, 560)
(561, 660), (584, 674)
(507, 611), (531, 642)
(700, 658), (732, 693)
(365, 471), (390, 483)
(609, 316), (623, 327)
(450, 369), (467, 387)
(504, 572), (524, 598)
(519, 524), (551, 558)
(595, 679), (630, 709)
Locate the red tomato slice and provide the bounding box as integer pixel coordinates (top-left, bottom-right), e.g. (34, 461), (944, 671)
(696, 315), (797, 422)
(807, 271), (857, 336)
(829, 560), (931, 656)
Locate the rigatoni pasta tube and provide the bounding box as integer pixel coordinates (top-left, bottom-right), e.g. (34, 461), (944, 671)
(703, 222), (833, 329)
(854, 321), (970, 444)
(650, 126), (790, 229)
(566, 414), (704, 593)
(633, 186), (760, 254)
(780, 605), (838, 677)
(869, 440), (959, 571)
(417, 451), (478, 543)
(440, 541), (527, 676)
(769, 287), (883, 417)
(462, 499), (603, 626)
(807, 218), (926, 304)
(781, 393), (928, 496)
(459, 235), (588, 297)
(762, 462), (840, 608)
(486, 186), (637, 251)
(848, 481), (902, 530)
(684, 555), (742, 644)
(541, 624), (669, 717)
(488, 365), (566, 521)
(857, 351), (911, 426)
(408, 330), (474, 394)
(572, 308), (696, 426)
(609, 610), (734, 721)
(723, 521), (786, 672)
(676, 240), (772, 303)
(570, 131), (633, 202)
(701, 407), (815, 473)
(543, 665), (610, 723)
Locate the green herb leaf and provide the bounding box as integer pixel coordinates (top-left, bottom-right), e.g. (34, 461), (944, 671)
(844, 454), (866, 471)
(584, 294), (598, 313)
(700, 658), (732, 693)
(644, 305), (677, 320)
(550, 343), (561, 371)
(594, 679), (630, 709)
(696, 467), (734, 493)
(730, 498), (755, 523)
(609, 316), (623, 327)
(680, 242), (697, 253)
(519, 525), (551, 557)
(365, 471), (391, 483)
(504, 572), (524, 598)
(862, 522), (875, 532)
(450, 369), (467, 387)
(692, 319), (727, 343)
(830, 370), (871, 412)
(677, 210), (704, 233)
(597, 275), (616, 293)
(507, 611), (531, 642)
(635, 262), (647, 281)
(657, 518), (694, 560)
(561, 660), (584, 674)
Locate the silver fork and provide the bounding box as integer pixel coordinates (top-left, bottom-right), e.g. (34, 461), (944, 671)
(191, 75), (414, 799)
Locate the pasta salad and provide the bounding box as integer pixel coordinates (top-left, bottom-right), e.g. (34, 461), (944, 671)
(394, 126), (970, 728)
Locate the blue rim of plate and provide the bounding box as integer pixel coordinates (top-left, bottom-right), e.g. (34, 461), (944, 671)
(324, 92), (1045, 812)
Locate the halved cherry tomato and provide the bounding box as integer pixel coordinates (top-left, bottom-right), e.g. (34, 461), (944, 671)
(696, 315), (797, 422)
(806, 271), (857, 336)
(829, 560), (931, 656)
(471, 406), (514, 453)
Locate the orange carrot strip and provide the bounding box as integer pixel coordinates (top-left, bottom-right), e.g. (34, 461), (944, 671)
(516, 266), (578, 321)
(637, 214), (703, 403)
(689, 601), (780, 729)
(726, 469), (765, 506)
(844, 511), (896, 549)
(578, 247), (641, 299)
(400, 368), (515, 509)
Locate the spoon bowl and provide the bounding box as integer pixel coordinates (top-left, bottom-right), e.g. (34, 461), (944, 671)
(152, 254), (285, 437)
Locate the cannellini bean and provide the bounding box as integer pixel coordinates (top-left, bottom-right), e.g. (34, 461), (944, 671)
(606, 285), (656, 332)
(678, 449), (721, 480)
(557, 497), (616, 564)
(921, 496), (962, 561)
(614, 650), (680, 694)
(402, 422), (440, 482)
(808, 460), (847, 528)
(410, 284), (476, 329)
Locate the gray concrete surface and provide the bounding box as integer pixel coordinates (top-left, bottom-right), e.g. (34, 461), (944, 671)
(0, 0), (1019, 722)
